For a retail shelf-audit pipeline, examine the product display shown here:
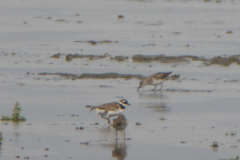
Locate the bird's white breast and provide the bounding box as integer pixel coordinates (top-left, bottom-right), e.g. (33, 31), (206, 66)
(106, 108), (124, 117)
(152, 78), (164, 85)
(95, 108), (106, 115)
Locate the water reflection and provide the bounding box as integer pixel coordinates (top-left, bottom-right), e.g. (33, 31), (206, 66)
(212, 147), (218, 152)
(14, 132), (20, 144)
(146, 103), (171, 112)
(12, 122), (21, 127)
(112, 139), (127, 160)
(139, 102), (171, 112)
(138, 90), (164, 99)
(0, 132), (2, 155)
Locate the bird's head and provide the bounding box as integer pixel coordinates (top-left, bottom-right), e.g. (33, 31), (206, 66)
(119, 99), (130, 106)
(137, 80), (147, 91)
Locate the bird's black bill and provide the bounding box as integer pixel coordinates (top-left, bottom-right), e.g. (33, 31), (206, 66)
(126, 102), (131, 106)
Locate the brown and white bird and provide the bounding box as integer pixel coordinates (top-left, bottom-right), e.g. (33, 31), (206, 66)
(87, 99), (130, 124)
(137, 72), (172, 91)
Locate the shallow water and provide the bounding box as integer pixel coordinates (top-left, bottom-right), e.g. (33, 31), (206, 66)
(0, 77), (240, 159)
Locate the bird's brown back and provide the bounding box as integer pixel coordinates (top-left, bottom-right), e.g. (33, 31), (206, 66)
(97, 102), (121, 111)
(144, 76), (154, 84)
(152, 72), (172, 80)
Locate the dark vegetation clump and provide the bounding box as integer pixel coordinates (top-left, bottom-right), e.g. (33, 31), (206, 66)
(38, 72), (180, 81)
(65, 53), (129, 62)
(224, 80), (239, 83)
(131, 54), (155, 62)
(38, 72), (145, 80)
(66, 54), (74, 61)
(38, 72), (78, 79)
(206, 55), (240, 66)
(114, 56), (125, 61)
(132, 54), (240, 66)
(131, 54), (207, 63)
(226, 31), (233, 34)
(51, 53), (61, 59)
(118, 15), (124, 19)
(1, 102), (26, 121)
(78, 73), (144, 80)
(49, 53), (240, 66)
(74, 40), (118, 45)
(65, 53), (109, 62)
(114, 56), (129, 62)
(55, 19), (66, 22)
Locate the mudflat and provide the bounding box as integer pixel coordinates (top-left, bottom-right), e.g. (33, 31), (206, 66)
(0, 0), (240, 159)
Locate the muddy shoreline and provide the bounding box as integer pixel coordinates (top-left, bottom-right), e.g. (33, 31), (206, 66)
(50, 53), (240, 66)
(37, 72), (180, 80)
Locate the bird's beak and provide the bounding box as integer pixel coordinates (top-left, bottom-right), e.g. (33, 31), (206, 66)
(126, 102), (131, 106)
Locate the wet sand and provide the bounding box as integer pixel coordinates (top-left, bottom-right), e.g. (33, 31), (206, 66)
(1, 0), (240, 159)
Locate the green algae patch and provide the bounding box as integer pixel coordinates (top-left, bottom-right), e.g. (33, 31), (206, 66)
(131, 54), (207, 63)
(1, 102), (26, 122)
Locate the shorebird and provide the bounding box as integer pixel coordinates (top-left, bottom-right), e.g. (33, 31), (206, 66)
(137, 72), (172, 91)
(112, 115), (128, 137)
(111, 115), (128, 159)
(87, 99), (130, 124)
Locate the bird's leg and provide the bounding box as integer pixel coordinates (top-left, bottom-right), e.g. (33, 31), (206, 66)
(158, 79), (167, 91)
(101, 115), (110, 124)
(150, 86), (157, 91)
(124, 130), (126, 147)
(158, 84), (163, 90)
(116, 130), (117, 141)
(101, 115), (107, 119)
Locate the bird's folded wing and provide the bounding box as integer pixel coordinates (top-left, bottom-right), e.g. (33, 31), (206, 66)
(97, 104), (120, 111)
(96, 107), (106, 111)
(155, 72), (172, 79)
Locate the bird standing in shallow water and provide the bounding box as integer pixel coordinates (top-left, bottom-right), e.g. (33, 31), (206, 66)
(111, 115), (128, 159)
(87, 99), (130, 124)
(137, 72), (172, 91)
(112, 115), (128, 138)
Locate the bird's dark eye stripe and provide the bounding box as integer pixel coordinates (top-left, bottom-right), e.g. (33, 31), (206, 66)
(120, 99), (128, 104)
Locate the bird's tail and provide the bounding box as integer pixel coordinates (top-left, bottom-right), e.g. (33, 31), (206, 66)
(90, 107), (96, 112)
(85, 105), (96, 112)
